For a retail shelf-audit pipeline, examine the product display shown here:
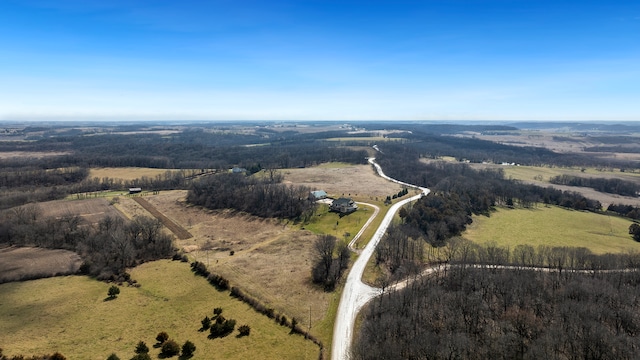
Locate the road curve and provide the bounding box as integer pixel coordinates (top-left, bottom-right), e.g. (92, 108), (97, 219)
(331, 158), (430, 360)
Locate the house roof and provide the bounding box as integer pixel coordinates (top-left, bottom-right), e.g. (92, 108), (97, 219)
(332, 197), (353, 205)
(311, 190), (327, 198)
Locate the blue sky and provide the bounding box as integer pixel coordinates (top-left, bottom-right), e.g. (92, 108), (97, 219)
(1, 0), (638, 121)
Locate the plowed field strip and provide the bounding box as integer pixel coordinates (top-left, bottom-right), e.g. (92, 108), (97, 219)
(132, 197), (193, 240)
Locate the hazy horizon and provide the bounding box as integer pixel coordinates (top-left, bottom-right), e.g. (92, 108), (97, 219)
(1, 1), (638, 121)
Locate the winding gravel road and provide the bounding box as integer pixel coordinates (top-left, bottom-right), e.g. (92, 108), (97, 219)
(331, 158), (430, 360)
(330, 157), (637, 359)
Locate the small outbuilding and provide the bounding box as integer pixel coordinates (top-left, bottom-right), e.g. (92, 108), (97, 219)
(310, 190), (328, 200)
(129, 188), (142, 194)
(330, 197), (358, 214)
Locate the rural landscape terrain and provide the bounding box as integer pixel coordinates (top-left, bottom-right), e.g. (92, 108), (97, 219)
(2, 121), (640, 359)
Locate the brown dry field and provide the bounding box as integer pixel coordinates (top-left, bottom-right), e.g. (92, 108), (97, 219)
(89, 167), (180, 181)
(115, 191), (331, 334)
(282, 163), (403, 201)
(474, 132), (640, 161)
(36, 198), (124, 225)
(473, 133), (591, 153)
(0, 151), (71, 159)
(0, 246), (82, 283)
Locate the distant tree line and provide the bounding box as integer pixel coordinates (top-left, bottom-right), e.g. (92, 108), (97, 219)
(0, 167), (88, 188)
(353, 267), (640, 360)
(187, 172), (316, 220)
(608, 203), (640, 220)
(0, 130), (368, 170)
(549, 174), (640, 197)
(584, 145), (640, 154)
(376, 127), (638, 169)
(0, 129), (368, 209)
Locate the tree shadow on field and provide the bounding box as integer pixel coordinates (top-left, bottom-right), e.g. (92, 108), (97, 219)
(103, 296), (117, 302)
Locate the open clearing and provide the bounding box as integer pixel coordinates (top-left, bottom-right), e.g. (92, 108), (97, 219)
(35, 197), (124, 225)
(0, 151), (71, 159)
(115, 190), (335, 345)
(0, 246), (82, 283)
(283, 163), (403, 200)
(0, 260), (318, 359)
(89, 167), (181, 181)
(464, 205), (640, 254)
(304, 203), (376, 244)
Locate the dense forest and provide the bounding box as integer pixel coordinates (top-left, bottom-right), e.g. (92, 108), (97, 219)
(0, 128), (368, 170)
(373, 127), (639, 169)
(186, 172), (316, 220)
(353, 268), (640, 360)
(361, 133), (640, 359)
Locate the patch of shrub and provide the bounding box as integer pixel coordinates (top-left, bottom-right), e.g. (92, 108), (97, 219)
(160, 340), (180, 357)
(190, 261), (209, 277)
(181, 341), (196, 358)
(200, 316), (211, 331)
(129, 354), (151, 360)
(107, 285), (120, 299)
(207, 274), (230, 290)
(238, 324), (251, 337)
(106, 354), (120, 360)
(209, 318), (236, 338)
(155, 331), (169, 345)
(134, 341), (149, 354)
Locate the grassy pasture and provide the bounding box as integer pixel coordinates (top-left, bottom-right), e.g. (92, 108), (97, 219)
(500, 165), (640, 183)
(0, 260), (318, 360)
(303, 203), (376, 244)
(464, 206), (640, 254)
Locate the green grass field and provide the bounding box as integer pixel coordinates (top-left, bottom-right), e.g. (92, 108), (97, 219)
(303, 203), (376, 244)
(464, 206), (640, 254)
(0, 260), (318, 360)
(501, 165), (640, 183)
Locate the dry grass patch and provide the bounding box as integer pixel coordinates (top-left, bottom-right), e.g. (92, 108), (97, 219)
(0, 246), (82, 283)
(283, 163), (402, 200)
(0, 151), (71, 159)
(0, 260), (318, 359)
(35, 198), (124, 225)
(89, 167), (180, 181)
